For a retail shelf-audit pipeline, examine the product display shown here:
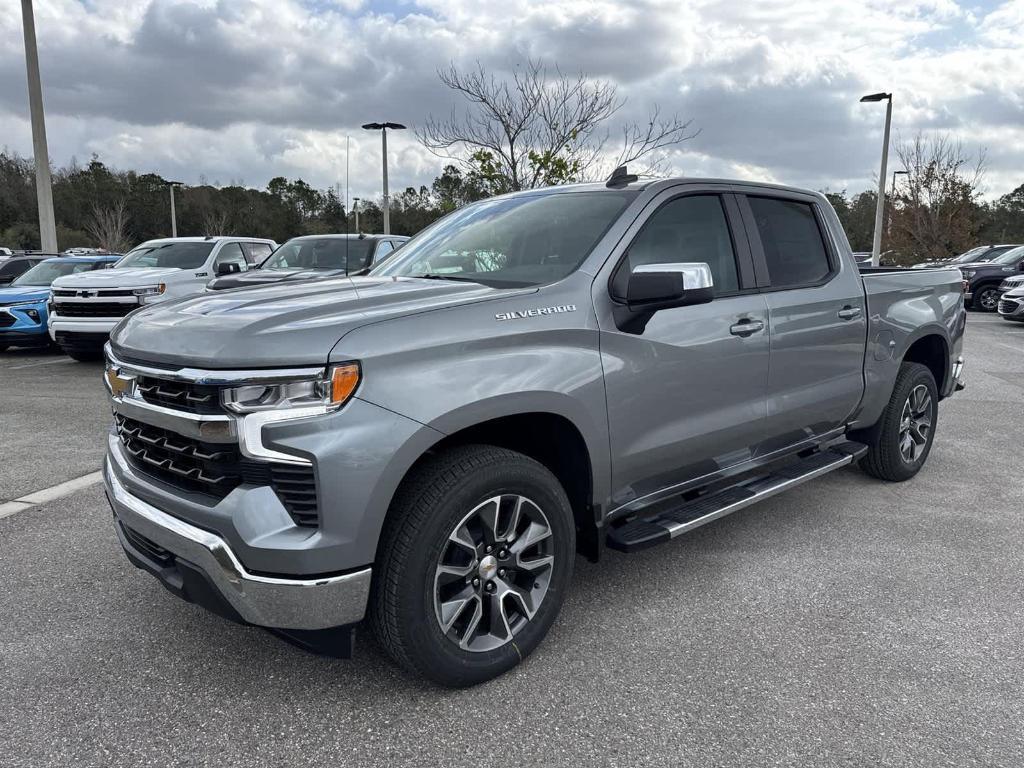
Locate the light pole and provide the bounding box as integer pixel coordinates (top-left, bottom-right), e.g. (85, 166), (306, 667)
(860, 92), (893, 268)
(20, 0), (57, 252)
(165, 180), (182, 237)
(352, 197), (360, 232)
(361, 122), (406, 234)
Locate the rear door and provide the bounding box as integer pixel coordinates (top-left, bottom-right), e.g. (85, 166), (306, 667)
(737, 192), (866, 448)
(594, 188), (771, 511)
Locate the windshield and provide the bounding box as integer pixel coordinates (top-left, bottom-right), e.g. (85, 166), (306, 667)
(12, 260), (107, 286)
(950, 246), (989, 264)
(262, 238), (372, 272)
(988, 246), (1024, 265)
(372, 190), (637, 287)
(118, 242), (214, 269)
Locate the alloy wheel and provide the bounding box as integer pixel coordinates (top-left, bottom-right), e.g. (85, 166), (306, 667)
(433, 494), (554, 653)
(979, 289), (998, 310)
(898, 384), (933, 463)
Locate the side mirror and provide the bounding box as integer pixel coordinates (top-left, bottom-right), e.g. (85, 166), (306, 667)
(217, 262), (241, 276)
(613, 262), (714, 334)
(625, 262), (714, 309)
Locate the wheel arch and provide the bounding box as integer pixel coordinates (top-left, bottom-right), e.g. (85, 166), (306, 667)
(372, 402), (605, 564)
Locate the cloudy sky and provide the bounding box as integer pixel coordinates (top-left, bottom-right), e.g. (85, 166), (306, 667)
(1, 0), (1022, 203)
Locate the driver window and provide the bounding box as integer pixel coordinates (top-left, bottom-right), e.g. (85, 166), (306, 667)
(214, 242), (247, 272)
(623, 195), (739, 294)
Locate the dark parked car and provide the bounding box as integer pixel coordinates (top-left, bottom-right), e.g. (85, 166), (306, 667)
(962, 245), (1024, 311)
(0, 255), (52, 285)
(207, 234), (409, 291)
(914, 244), (1022, 270)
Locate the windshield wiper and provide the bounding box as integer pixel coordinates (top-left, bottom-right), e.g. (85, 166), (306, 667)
(411, 273), (483, 284)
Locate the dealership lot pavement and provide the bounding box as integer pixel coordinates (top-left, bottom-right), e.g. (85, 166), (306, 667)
(2, 315), (1022, 767)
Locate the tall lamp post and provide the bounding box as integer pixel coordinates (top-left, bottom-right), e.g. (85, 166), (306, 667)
(860, 92), (893, 267)
(20, 0), (57, 252)
(165, 180), (182, 237)
(352, 197), (360, 232)
(361, 122), (406, 234)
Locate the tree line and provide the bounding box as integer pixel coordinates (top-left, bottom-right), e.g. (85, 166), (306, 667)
(2, 61), (1021, 262)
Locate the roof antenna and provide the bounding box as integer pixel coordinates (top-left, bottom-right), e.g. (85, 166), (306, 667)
(606, 165), (638, 188)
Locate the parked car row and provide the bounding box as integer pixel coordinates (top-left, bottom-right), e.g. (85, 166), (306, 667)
(0, 233), (407, 359)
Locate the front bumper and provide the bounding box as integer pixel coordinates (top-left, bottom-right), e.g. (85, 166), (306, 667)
(104, 455), (372, 631)
(998, 294), (1024, 320)
(48, 316), (120, 342)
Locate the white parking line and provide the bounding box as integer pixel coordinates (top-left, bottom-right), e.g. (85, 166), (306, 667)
(0, 471), (103, 520)
(7, 357), (74, 370)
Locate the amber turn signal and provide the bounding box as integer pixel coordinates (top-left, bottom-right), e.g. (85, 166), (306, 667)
(330, 363), (361, 406)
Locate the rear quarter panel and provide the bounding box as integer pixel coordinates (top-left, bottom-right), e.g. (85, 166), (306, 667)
(851, 267), (965, 429)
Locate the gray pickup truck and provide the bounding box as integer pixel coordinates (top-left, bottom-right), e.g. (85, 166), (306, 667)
(102, 176), (966, 686)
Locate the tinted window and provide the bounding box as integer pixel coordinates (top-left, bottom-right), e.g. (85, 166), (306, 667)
(748, 197), (832, 288)
(620, 195), (739, 294)
(118, 242), (215, 269)
(375, 191), (637, 288)
(13, 260), (108, 286)
(374, 240), (394, 262)
(243, 242), (273, 264)
(988, 246), (1024, 265)
(263, 238), (372, 272)
(0, 260), (28, 278)
(214, 242), (247, 271)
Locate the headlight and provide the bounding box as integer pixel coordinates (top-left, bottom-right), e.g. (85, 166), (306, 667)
(2, 299), (44, 307)
(961, 270), (975, 278)
(222, 363), (361, 414)
(132, 284), (166, 297)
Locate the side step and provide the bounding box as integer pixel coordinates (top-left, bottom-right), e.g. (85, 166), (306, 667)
(607, 441), (867, 553)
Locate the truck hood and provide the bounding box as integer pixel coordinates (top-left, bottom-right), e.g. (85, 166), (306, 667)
(52, 267), (187, 288)
(207, 268), (344, 291)
(0, 285), (50, 305)
(109, 276), (512, 368)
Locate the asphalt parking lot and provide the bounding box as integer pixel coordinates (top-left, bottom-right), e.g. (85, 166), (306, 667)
(2, 314), (1022, 767)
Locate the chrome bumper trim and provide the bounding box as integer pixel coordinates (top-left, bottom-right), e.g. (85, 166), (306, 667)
(105, 456), (370, 630)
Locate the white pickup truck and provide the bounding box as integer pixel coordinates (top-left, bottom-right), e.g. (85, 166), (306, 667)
(49, 236), (276, 360)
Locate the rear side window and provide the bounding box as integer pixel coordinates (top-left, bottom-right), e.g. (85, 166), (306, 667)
(618, 195), (739, 295)
(374, 240), (394, 262)
(747, 197), (832, 288)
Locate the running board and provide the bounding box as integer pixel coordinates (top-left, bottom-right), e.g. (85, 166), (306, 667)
(606, 441), (868, 553)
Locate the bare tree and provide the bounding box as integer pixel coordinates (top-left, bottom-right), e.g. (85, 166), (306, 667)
(418, 60), (697, 193)
(85, 199), (131, 253)
(888, 133), (986, 264)
(201, 208), (231, 236)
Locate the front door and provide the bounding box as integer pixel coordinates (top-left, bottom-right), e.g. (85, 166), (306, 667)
(594, 190), (771, 512)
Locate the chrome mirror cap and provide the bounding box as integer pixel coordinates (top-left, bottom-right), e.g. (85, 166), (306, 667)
(633, 262), (714, 290)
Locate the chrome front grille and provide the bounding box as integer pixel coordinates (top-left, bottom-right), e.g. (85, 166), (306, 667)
(135, 375), (223, 414)
(114, 413), (319, 527)
(53, 301), (137, 318)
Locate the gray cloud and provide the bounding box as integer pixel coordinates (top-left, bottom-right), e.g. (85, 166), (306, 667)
(0, 0), (1020, 200)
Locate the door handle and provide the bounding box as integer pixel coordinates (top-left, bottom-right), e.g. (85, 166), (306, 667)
(729, 318), (765, 337)
(838, 306), (862, 320)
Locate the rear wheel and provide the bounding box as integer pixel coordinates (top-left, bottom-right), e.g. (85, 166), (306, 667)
(859, 362), (938, 481)
(370, 444), (575, 687)
(973, 285), (999, 312)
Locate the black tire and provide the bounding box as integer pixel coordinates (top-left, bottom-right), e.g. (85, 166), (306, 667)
(370, 444), (575, 687)
(972, 285), (999, 312)
(62, 347), (104, 362)
(859, 362), (938, 482)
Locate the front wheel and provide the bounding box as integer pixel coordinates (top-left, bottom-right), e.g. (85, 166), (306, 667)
(859, 362), (938, 482)
(370, 444), (575, 687)
(973, 286), (999, 312)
